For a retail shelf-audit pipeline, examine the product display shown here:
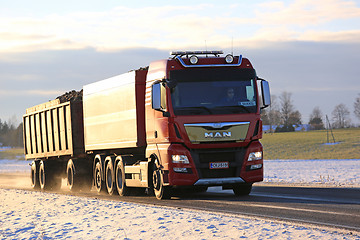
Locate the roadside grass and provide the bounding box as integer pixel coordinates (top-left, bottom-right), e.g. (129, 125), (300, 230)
(261, 128), (360, 160)
(0, 148), (25, 160)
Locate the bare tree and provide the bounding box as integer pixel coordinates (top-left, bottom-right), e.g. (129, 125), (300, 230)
(332, 103), (351, 128)
(354, 94), (360, 121)
(308, 106), (324, 130)
(276, 91), (301, 132)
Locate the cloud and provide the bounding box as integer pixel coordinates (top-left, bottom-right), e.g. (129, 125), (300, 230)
(0, 1), (359, 53)
(256, 0), (360, 26)
(0, 89), (63, 96)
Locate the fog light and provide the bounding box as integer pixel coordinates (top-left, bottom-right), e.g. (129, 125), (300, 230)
(250, 164), (262, 170)
(173, 167), (188, 173)
(248, 151), (262, 161)
(225, 54), (234, 63)
(189, 55), (198, 64)
(172, 155), (189, 164)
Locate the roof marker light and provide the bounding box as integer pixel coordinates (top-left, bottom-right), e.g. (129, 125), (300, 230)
(189, 55), (198, 65)
(225, 54), (234, 64)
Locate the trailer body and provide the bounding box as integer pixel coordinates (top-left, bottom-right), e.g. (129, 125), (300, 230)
(23, 100), (84, 159)
(83, 70), (146, 151)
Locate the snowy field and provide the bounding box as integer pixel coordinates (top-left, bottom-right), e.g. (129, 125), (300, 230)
(0, 159), (359, 239)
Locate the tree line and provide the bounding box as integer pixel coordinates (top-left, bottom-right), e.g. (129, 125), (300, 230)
(261, 92), (360, 132)
(0, 118), (23, 148)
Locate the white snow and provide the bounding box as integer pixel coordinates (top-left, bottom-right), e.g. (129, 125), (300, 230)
(0, 159), (359, 239)
(264, 159), (360, 187)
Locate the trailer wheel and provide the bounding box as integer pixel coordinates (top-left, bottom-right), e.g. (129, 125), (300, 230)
(30, 161), (40, 189)
(39, 160), (61, 191)
(152, 166), (171, 200)
(233, 183), (252, 196)
(67, 159), (77, 191)
(115, 159), (129, 196)
(94, 162), (105, 193)
(105, 159), (117, 195)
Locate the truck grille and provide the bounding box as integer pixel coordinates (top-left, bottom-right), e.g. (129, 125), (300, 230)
(190, 149), (245, 179)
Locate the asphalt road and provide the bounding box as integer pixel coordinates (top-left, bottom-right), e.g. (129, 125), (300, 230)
(1, 173), (359, 232)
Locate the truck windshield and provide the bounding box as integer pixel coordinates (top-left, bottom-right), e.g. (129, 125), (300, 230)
(169, 68), (257, 115)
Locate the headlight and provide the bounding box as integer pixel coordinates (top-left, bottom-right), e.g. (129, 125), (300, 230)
(248, 151), (262, 161)
(172, 155), (189, 164)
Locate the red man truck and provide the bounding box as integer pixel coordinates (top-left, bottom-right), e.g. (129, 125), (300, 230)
(23, 51), (271, 199)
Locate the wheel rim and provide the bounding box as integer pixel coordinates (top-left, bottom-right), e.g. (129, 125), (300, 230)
(31, 166), (36, 187)
(153, 170), (161, 190)
(95, 168), (102, 190)
(116, 166), (123, 189)
(39, 164), (45, 188)
(67, 167), (74, 187)
(106, 167), (113, 189)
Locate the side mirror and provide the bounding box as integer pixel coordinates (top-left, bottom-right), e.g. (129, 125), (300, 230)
(166, 79), (177, 89)
(152, 83), (167, 111)
(261, 80), (271, 109)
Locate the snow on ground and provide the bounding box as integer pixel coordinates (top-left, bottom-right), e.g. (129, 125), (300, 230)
(0, 188), (358, 240)
(0, 159), (359, 239)
(264, 159), (360, 187)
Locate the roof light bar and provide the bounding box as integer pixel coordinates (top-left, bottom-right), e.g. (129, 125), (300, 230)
(175, 55), (243, 68)
(171, 51), (223, 57)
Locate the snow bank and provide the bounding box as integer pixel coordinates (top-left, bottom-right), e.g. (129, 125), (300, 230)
(264, 159), (360, 187)
(0, 189), (357, 239)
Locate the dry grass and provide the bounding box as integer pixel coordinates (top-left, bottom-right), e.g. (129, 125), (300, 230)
(261, 128), (360, 160)
(0, 148), (25, 160)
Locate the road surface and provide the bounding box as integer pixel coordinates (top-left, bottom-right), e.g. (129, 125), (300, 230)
(1, 173), (359, 232)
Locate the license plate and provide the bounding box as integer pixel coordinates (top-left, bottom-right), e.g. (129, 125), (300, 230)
(209, 162), (229, 169)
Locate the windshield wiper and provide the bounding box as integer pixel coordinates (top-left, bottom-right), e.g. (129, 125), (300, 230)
(176, 106), (213, 114)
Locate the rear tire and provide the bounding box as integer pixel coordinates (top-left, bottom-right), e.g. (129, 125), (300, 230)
(105, 159), (116, 195)
(115, 159), (130, 196)
(94, 162), (106, 193)
(233, 183), (252, 196)
(67, 159), (91, 192)
(39, 160), (61, 191)
(30, 161), (40, 189)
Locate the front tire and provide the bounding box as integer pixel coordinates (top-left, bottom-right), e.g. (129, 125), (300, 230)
(233, 183), (252, 196)
(152, 166), (171, 200)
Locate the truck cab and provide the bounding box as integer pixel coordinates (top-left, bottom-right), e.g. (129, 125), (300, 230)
(145, 51), (271, 199)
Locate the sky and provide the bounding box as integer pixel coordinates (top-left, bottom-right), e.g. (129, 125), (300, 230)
(1, 0), (360, 125)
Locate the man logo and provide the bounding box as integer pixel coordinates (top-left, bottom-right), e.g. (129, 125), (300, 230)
(205, 132), (232, 138)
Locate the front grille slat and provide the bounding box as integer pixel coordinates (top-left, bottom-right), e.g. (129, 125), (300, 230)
(190, 148), (245, 179)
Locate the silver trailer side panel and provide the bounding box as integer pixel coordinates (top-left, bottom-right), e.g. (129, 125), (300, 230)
(83, 71), (146, 151)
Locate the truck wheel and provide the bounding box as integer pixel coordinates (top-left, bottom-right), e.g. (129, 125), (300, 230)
(115, 160), (129, 196)
(94, 162), (105, 193)
(30, 161), (40, 189)
(39, 160), (61, 191)
(233, 183), (252, 196)
(152, 167), (171, 200)
(105, 160), (116, 195)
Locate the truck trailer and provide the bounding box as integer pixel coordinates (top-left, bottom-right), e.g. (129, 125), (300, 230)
(23, 51), (271, 199)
